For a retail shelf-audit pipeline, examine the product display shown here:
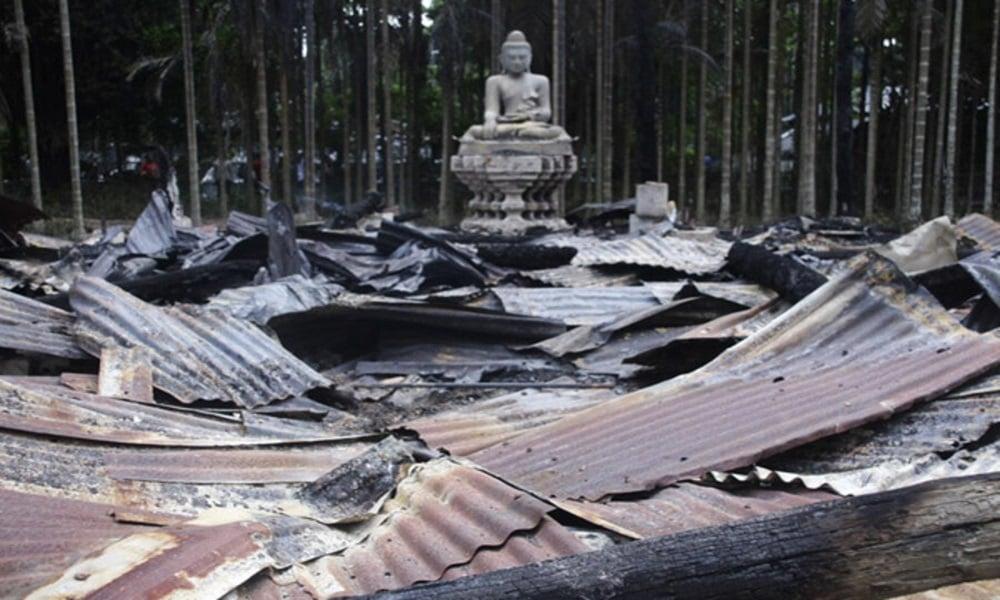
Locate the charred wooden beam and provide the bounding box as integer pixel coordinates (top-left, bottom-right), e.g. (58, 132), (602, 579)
(370, 473), (1000, 600)
(726, 241), (827, 302)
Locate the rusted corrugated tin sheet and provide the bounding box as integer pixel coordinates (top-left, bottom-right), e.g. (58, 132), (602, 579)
(555, 483), (835, 539)
(0, 488), (170, 599)
(567, 234), (731, 274)
(292, 460), (587, 596)
(0, 429), (373, 521)
(70, 276), (331, 407)
(0, 377), (364, 446)
(405, 387), (614, 456)
(956, 213), (1000, 250)
(0, 288), (86, 358)
(492, 286), (662, 326)
(472, 253), (1000, 500)
(27, 513), (350, 600)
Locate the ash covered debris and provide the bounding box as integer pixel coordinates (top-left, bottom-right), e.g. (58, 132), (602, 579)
(0, 196), (998, 599)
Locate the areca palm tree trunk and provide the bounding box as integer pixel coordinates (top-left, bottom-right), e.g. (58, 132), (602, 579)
(798, 0), (818, 216)
(13, 0), (42, 211)
(59, 0), (84, 239)
(695, 2), (708, 222)
(253, 0), (271, 212)
(943, 0), (964, 217)
(986, 0), (999, 214)
(437, 80), (454, 223)
(930, 0), (953, 216)
(381, 0), (395, 210)
(491, 0), (504, 73)
(864, 44), (882, 220)
(909, 0), (933, 224)
(552, 0), (565, 214)
(834, 0), (855, 216)
(678, 21), (688, 214)
(366, 0), (378, 193)
(762, 0), (780, 223)
(179, 0), (201, 225)
(595, 0), (605, 201)
(720, 0), (734, 227)
(601, 0), (614, 201)
(739, 0), (751, 224)
(304, 0), (317, 217)
(280, 69), (293, 206)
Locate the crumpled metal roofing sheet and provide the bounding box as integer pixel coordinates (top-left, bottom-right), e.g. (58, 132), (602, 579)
(28, 513), (350, 600)
(567, 234), (731, 274)
(0, 288), (86, 358)
(0, 377), (362, 446)
(492, 286), (662, 326)
(519, 265), (639, 288)
(70, 276), (331, 407)
(956, 213), (1000, 251)
(0, 488), (168, 599)
(405, 387), (615, 456)
(472, 253), (1000, 500)
(555, 483), (835, 539)
(645, 281), (778, 309)
(293, 460), (587, 596)
(707, 442), (1000, 496)
(207, 276), (344, 324)
(0, 429), (372, 520)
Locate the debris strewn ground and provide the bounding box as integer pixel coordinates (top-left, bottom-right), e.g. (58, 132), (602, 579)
(1, 196), (999, 599)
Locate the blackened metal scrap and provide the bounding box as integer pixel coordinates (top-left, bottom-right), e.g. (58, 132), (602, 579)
(726, 241), (828, 302)
(472, 253), (1000, 500)
(70, 276), (331, 407)
(124, 190), (178, 256)
(227, 210), (269, 237)
(493, 286), (663, 326)
(566, 233), (731, 274)
(295, 437), (417, 523)
(267, 201), (312, 279)
(0, 288), (87, 358)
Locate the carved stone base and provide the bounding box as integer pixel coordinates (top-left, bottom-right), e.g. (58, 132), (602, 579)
(451, 141), (576, 236)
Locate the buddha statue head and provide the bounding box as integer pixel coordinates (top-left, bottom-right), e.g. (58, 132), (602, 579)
(499, 30), (532, 76)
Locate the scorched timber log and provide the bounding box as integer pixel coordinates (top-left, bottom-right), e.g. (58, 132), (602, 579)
(369, 473), (1000, 600)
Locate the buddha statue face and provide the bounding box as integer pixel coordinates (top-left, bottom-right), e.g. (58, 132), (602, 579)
(500, 44), (532, 76)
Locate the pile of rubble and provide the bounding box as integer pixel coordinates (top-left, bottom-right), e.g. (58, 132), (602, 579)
(0, 192), (998, 599)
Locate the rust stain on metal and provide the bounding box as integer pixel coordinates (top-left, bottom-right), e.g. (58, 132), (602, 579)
(98, 346), (154, 404)
(472, 253), (1000, 500)
(0, 488), (169, 599)
(0, 377), (363, 447)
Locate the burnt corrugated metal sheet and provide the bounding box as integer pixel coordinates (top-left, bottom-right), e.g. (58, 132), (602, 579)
(293, 460), (587, 596)
(567, 234), (731, 274)
(0, 288), (86, 358)
(405, 387), (614, 456)
(956, 213), (1000, 251)
(0, 489), (168, 599)
(0, 429), (373, 520)
(519, 265), (639, 288)
(207, 276), (344, 324)
(645, 281), (779, 309)
(472, 253), (1000, 500)
(0, 377), (363, 446)
(492, 286), (662, 326)
(70, 276), (331, 407)
(27, 513), (350, 600)
(555, 483), (835, 539)
(708, 442), (1000, 496)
